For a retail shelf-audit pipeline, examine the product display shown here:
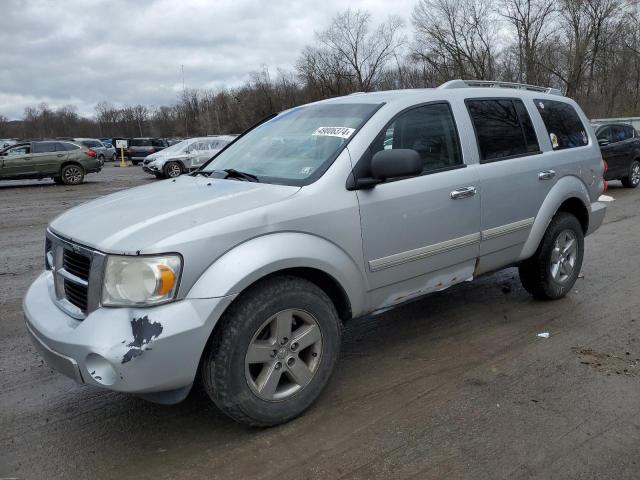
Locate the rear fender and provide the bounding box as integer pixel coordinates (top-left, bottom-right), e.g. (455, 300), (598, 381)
(519, 175), (590, 261)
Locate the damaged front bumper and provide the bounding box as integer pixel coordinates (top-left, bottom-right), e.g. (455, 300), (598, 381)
(23, 271), (236, 403)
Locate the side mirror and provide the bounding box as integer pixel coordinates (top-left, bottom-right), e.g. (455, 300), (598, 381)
(598, 138), (610, 147)
(371, 149), (422, 181)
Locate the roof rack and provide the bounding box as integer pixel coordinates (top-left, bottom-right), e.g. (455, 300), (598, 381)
(438, 79), (562, 96)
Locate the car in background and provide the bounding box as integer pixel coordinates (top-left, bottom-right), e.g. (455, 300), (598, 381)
(101, 141), (117, 162)
(0, 140), (102, 184)
(74, 138), (108, 163)
(0, 139), (18, 149)
(142, 135), (236, 178)
(593, 123), (640, 188)
(127, 138), (168, 165)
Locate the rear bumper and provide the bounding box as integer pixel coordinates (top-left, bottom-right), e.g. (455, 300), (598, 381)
(587, 201), (607, 236)
(23, 271), (236, 400)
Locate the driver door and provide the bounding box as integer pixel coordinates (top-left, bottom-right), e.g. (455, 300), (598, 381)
(355, 102), (481, 308)
(1, 144), (34, 178)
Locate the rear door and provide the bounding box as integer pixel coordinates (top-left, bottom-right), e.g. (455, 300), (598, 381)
(606, 125), (632, 178)
(468, 98), (555, 271)
(31, 142), (61, 175)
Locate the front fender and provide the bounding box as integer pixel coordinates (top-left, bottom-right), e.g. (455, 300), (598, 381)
(186, 232), (367, 317)
(519, 175), (591, 261)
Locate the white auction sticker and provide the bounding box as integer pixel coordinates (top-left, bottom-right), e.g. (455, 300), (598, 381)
(312, 126), (355, 139)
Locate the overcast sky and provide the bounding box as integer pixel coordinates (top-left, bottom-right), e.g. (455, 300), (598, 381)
(0, 0), (416, 120)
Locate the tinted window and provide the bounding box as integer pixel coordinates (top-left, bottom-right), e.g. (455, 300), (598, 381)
(624, 126), (636, 139)
(32, 142), (57, 153)
(370, 103), (463, 174)
(131, 138), (151, 146)
(610, 126), (627, 143)
(596, 126), (610, 142)
(151, 138), (165, 147)
(57, 142), (79, 151)
(534, 99), (588, 150)
(466, 99), (539, 161)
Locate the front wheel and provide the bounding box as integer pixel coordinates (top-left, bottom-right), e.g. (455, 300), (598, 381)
(201, 276), (341, 426)
(111, 153), (117, 162)
(519, 212), (584, 300)
(621, 160), (640, 188)
(60, 164), (85, 185)
(163, 161), (182, 178)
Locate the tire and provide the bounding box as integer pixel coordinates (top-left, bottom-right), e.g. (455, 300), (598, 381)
(132, 161), (139, 166)
(98, 154), (105, 162)
(201, 276), (342, 427)
(60, 164), (85, 185)
(621, 160), (640, 188)
(163, 161), (182, 178)
(112, 153), (117, 162)
(519, 212), (584, 300)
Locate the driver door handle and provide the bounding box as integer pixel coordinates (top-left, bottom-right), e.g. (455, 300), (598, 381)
(539, 170), (556, 180)
(450, 186), (477, 199)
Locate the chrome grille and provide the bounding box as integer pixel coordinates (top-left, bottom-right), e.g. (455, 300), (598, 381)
(46, 230), (106, 320)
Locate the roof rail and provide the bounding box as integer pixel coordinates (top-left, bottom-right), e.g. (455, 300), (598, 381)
(438, 79), (563, 96)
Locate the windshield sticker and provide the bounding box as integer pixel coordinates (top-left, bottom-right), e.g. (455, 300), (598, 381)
(550, 133), (559, 148)
(300, 166), (315, 175)
(312, 126), (356, 139)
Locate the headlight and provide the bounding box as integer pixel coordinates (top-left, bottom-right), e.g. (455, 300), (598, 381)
(102, 255), (182, 306)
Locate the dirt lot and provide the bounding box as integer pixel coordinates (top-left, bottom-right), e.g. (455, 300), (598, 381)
(1, 166), (639, 479)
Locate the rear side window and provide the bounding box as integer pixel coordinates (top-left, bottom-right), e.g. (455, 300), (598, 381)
(58, 142), (79, 151)
(370, 102), (463, 174)
(32, 142), (57, 153)
(534, 99), (588, 150)
(131, 139), (151, 147)
(466, 99), (540, 162)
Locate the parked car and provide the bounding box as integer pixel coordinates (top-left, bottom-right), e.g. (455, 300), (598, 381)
(142, 135), (237, 178)
(0, 140), (101, 184)
(24, 80), (606, 427)
(593, 122), (640, 188)
(74, 138), (108, 163)
(0, 138), (18, 149)
(101, 141), (117, 162)
(127, 137), (168, 165)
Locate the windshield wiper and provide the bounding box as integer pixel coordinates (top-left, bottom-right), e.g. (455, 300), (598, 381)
(191, 170), (212, 177)
(221, 169), (260, 182)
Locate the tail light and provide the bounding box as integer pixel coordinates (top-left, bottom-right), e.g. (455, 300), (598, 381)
(149, 148), (156, 154)
(602, 159), (608, 175)
(603, 180), (608, 193)
(602, 159), (608, 193)
(84, 150), (97, 158)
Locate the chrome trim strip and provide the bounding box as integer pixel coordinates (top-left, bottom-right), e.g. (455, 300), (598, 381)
(57, 268), (89, 287)
(369, 232), (481, 272)
(481, 217), (535, 241)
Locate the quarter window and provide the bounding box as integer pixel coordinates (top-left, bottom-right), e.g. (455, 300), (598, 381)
(466, 99), (540, 162)
(370, 103), (463, 174)
(534, 99), (588, 150)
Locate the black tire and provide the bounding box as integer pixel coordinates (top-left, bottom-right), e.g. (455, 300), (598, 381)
(621, 160), (640, 188)
(111, 153), (117, 162)
(98, 154), (105, 162)
(519, 212), (584, 300)
(132, 161), (139, 166)
(163, 161), (182, 178)
(60, 164), (85, 185)
(201, 276), (342, 427)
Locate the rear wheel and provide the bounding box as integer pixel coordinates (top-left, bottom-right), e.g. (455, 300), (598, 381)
(163, 161), (182, 178)
(111, 153), (117, 162)
(621, 160), (640, 188)
(132, 161), (139, 166)
(60, 164), (84, 185)
(519, 212), (584, 300)
(201, 276), (341, 426)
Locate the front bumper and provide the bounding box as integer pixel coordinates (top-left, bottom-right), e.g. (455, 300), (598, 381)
(587, 201), (607, 236)
(142, 164), (160, 175)
(24, 271), (235, 399)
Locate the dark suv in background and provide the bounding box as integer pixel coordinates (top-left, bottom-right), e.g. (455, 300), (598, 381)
(0, 140), (102, 184)
(594, 123), (640, 188)
(127, 138), (168, 165)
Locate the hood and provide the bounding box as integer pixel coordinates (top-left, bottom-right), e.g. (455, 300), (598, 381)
(49, 176), (300, 253)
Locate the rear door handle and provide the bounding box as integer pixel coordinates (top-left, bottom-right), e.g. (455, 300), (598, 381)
(57, 154), (64, 157)
(450, 186), (477, 199)
(539, 170), (556, 180)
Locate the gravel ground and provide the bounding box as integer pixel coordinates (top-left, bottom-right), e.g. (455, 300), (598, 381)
(1, 165), (639, 479)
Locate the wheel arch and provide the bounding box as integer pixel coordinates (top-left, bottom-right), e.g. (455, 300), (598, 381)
(519, 176), (591, 261)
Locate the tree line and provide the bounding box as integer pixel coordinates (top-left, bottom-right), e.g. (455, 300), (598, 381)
(2, 0), (640, 140)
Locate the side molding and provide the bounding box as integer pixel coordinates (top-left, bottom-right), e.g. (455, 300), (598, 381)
(519, 175), (591, 261)
(186, 232), (368, 317)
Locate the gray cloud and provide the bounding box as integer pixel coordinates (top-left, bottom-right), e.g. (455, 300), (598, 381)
(0, 0), (415, 119)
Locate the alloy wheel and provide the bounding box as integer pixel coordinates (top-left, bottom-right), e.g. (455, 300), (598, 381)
(245, 309), (322, 401)
(167, 163), (181, 178)
(64, 166), (82, 184)
(550, 229), (578, 283)
(631, 162), (640, 186)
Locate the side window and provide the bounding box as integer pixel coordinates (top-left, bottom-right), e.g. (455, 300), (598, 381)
(596, 127), (610, 142)
(151, 138), (165, 147)
(54, 142), (69, 151)
(610, 126), (626, 143)
(534, 99), (588, 150)
(466, 99), (539, 162)
(624, 126), (636, 139)
(6, 145), (30, 156)
(32, 142), (56, 153)
(371, 103), (463, 174)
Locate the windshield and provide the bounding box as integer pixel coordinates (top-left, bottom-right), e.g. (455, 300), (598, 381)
(201, 103), (381, 185)
(159, 139), (190, 155)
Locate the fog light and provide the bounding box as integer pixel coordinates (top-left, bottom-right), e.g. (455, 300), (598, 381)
(85, 353), (117, 386)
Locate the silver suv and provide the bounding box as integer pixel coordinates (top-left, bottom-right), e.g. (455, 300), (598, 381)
(24, 80), (607, 426)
